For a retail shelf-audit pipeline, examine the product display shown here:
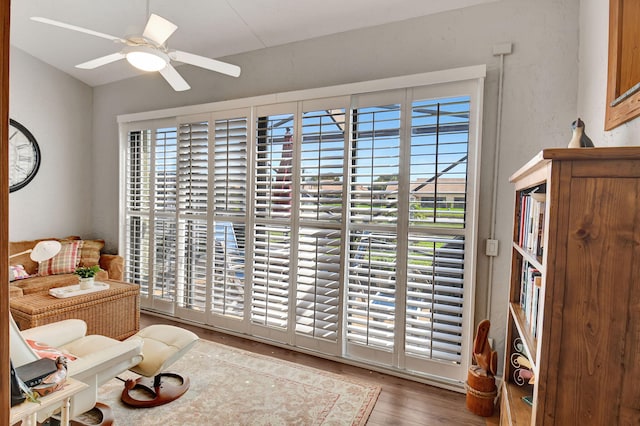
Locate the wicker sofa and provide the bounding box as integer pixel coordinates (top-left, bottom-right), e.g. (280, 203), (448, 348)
(8, 237), (139, 340)
(8, 236), (124, 298)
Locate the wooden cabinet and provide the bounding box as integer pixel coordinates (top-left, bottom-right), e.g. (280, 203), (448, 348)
(501, 147), (640, 425)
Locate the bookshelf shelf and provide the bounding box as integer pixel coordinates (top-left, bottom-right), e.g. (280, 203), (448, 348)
(508, 303), (537, 367)
(512, 243), (543, 273)
(501, 382), (532, 425)
(501, 147), (640, 425)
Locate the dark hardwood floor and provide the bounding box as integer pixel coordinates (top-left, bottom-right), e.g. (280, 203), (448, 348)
(141, 312), (496, 425)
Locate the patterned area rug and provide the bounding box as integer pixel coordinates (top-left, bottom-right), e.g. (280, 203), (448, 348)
(94, 339), (381, 425)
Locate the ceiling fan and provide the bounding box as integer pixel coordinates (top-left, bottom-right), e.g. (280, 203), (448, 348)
(31, 13), (241, 91)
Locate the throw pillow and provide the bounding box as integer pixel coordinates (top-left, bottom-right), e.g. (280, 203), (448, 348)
(77, 239), (105, 267)
(37, 241), (81, 276)
(25, 339), (77, 361)
(9, 264), (30, 281)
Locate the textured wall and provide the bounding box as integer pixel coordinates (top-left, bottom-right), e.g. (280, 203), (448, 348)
(9, 47), (93, 241)
(578, 0), (640, 146)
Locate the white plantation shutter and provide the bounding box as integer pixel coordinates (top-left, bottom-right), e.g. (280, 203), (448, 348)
(349, 103), (401, 225)
(403, 94), (470, 367)
(251, 224), (290, 328)
(299, 108), (346, 222)
(251, 110), (294, 335)
(211, 222), (244, 317)
(211, 113), (249, 319)
(151, 128), (178, 306)
(347, 101), (401, 354)
(176, 121), (209, 312)
(152, 216), (177, 302)
(347, 232), (398, 350)
(405, 235), (465, 362)
(178, 121), (208, 214)
(154, 128), (178, 212)
(125, 215), (150, 287)
(409, 97), (469, 227)
(255, 113), (294, 219)
(125, 129), (152, 294)
(213, 116), (248, 216)
(121, 70), (483, 385)
(176, 219), (208, 311)
(294, 104), (347, 349)
(296, 228), (342, 340)
(346, 92), (473, 370)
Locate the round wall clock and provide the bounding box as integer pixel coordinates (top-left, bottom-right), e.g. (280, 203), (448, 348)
(8, 119), (41, 192)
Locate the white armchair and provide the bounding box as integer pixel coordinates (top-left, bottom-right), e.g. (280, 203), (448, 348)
(10, 314), (143, 421)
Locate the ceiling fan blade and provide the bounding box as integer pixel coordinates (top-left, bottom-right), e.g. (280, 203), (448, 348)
(159, 64), (190, 91)
(171, 50), (241, 78)
(31, 17), (126, 43)
(76, 52), (126, 69)
(143, 13), (178, 46)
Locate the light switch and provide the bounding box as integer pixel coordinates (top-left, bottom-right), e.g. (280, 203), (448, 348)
(486, 239), (499, 257)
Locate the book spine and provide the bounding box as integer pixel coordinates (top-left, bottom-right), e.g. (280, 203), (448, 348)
(519, 261), (542, 336)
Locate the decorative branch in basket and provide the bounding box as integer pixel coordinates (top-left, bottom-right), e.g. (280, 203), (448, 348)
(466, 319), (499, 417)
(472, 319), (498, 377)
(74, 265), (101, 278)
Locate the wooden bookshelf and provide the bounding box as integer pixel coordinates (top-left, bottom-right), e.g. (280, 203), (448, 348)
(501, 147), (640, 425)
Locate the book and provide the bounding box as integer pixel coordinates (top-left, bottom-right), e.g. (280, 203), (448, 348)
(522, 395), (534, 406)
(15, 358), (57, 388)
(517, 189), (547, 257)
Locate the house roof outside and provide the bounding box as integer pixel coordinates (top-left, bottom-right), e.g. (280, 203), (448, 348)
(301, 178), (466, 200)
(385, 178), (467, 197)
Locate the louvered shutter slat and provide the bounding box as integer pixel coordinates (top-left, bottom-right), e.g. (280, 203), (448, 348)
(177, 219), (208, 311)
(402, 97), (470, 363)
(213, 117), (248, 217)
(210, 115), (248, 317)
(124, 129), (152, 294)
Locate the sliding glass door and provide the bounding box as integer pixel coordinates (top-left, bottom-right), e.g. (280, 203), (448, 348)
(121, 71), (483, 384)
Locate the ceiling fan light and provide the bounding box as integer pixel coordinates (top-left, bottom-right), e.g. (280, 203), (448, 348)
(125, 47), (168, 72)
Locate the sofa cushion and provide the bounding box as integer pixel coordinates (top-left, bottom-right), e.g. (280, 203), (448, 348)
(38, 241), (81, 276)
(10, 236), (80, 275)
(10, 239), (49, 276)
(26, 339), (77, 361)
(99, 255), (124, 281)
(9, 264), (31, 281)
(78, 239), (105, 267)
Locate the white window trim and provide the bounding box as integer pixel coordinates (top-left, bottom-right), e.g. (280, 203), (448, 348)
(118, 65), (486, 124)
(118, 64), (486, 390)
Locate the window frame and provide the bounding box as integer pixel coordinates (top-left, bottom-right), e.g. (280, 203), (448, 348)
(119, 65), (486, 387)
(605, 0), (640, 130)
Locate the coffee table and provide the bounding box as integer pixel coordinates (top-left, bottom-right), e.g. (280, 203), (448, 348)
(10, 280), (140, 340)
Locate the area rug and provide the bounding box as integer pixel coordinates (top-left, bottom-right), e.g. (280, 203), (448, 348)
(94, 339), (380, 425)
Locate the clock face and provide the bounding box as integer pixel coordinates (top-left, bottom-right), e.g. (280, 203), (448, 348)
(8, 119), (41, 192)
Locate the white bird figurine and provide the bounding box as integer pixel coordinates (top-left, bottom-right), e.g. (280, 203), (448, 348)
(32, 356), (68, 397)
(568, 118), (594, 148)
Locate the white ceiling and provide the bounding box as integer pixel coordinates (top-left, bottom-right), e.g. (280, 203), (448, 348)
(11, 0), (495, 87)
